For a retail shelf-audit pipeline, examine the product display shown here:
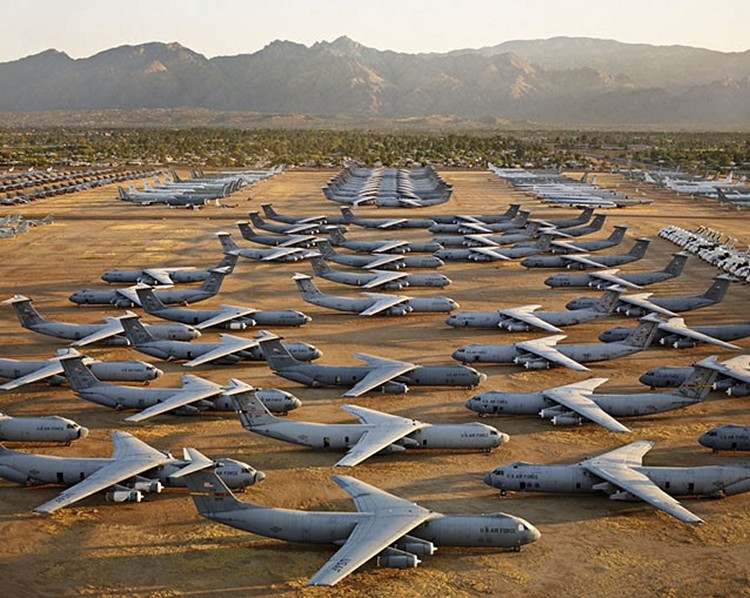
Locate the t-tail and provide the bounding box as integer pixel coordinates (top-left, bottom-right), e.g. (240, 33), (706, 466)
(663, 252), (689, 277)
(593, 286), (623, 314)
(118, 313), (158, 346)
(292, 273), (322, 299)
(339, 207), (354, 223)
(59, 353), (102, 390)
(184, 470), (252, 516)
(217, 232), (240, 255)
(231, 390), (279, 429)
(586, 213), (606, 232)
(117, 187), (132, 202)
(309, 255), (333, 276)
(236, 221), (258, 240)
(213, 252), (238, 274)
(607, 225), (628, 244)
(328, 227), (347, 245)
(702, 275), (733, 303)
(627, 238), (651, 259)
(134, 286), (169, 315)
(502, 203), (521, 219)
(199, 268), (229, 296)
(256, 331), (301, 371)
(260, 203), (279, 219)
(675, 357), (720, 400)
(247, 211), (266, 228)
(4, 295), (46, 329)
(623, 314), (662, 348)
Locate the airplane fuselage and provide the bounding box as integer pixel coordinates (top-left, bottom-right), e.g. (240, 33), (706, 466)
(0, 358), (161, 385)
(451, 342), (640, 366)
(0, 415), (87, 443)
(445, 307), (605, 330)
(132, 340), (318, 364)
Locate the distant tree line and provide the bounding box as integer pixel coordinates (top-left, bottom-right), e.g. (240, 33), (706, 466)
(0, 128), (748, 173)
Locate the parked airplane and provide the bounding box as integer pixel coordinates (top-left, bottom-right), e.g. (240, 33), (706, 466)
(542, 224), (628, 253)
(217, 231), (315, 262)
(237, 221), (319, 248)
(100, 253), (237, 285)
(115, 313), (320, 368)
(597, 317), (748, 349)
(256, 331), (486, 397)
(427, 203), (522, 226)
(520, 238), (651, 269)
(293, 273), (457, 316)
(309, 256), (450, 289)
(451, 314), (662, 370)
(699, 425), (750, 452)
(4, 294), (199, 346)
(260, 203), (328, 225)
(0, 413), (88, 444)
(565, 274), (735, 316)
(0, 432), (263, 513)
(484, 439), (750, 523)
(328, 227), (442, 254)
(640, 355), (750, 397)
(445, 286), (622, 333)
(543, 252), (690, 289)
(465, 356), (718, 432)
(59, 354), (299, 421)
(69, 267), (230, 307)
(134, 285), (311, 330)
(428, 210), (531, 234)
(338, 206), (436, 229)
(0, 349), (162, 390)
(317, 239), (444, 269)
(184, 471), (539, 586)
(247, 210), (330, 235)
(233, 392), (507, 466)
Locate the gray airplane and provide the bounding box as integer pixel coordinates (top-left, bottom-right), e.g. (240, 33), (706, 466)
(4, 294), (199, 346)
(68, 267), (230, 307)
(428, 210), (531, 234)
(519, 238), (651, 269)
(59, 354), (299, 421)
(328, 228), (442, 254)
(433, 230), (566, 262)
(292, 273), (458, 316)
(540, 224), (628, 253)
(256, 331), (486, 397)
(565, 274), (735, 316)
(0, 431), (263, 513)
(444, 286), (622, 333)
(427, 203), (522, 225)
(134, 285), (311, 330)
(543, 252), (690, 289)
(115, 313), (320, 368)
(598, 317), (749, 349)
(0, 412), (88, 444)
(233, 391), (507, 466)
(184, 471), (540, 586)
(339, 206), (437, 229)
(237, 221), (319, 248)
(0, 349), (162, 390)
(309, 256), (450, 290)
(260, 203), (329, 225)
(699, 425), (750, 452)
(217, 231), (315, 262)
(483, 439), (750, 524)
(465, 356), (718, 433)
(100, 253), (238, 285)
(451, 314), (662, 371)
(640, 355), (750, 397)
(316, 239), (444, 269)
(247, 210), (332, 235)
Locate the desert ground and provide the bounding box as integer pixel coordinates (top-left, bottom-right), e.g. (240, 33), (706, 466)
(0, 167), (749, 597)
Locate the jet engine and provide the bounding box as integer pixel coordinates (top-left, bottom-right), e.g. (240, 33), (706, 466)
(551, 414), (583, 426)
(132, 477), (164, 494)
(377, 547), (420, 569)
(502, 321), (532, 332)
(727, 383), (749, 397)
(538, 406), (567, 419)
(395, 536), (436, 556)
(721, 478), (750, 496)
(105, 485), (143, 503)
(381, 381), (409, 394)
(514, 356), (551, 370)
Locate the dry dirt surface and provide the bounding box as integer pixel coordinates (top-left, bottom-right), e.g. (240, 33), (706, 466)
(0, 168), (749, 597)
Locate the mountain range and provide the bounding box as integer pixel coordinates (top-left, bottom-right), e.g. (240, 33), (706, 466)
(1, 37), (748, 126)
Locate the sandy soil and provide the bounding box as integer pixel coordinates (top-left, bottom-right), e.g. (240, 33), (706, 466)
(0, 168), (748, 597)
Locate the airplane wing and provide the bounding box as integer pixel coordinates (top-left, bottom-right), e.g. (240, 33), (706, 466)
(115, 286), (146, 306)
(360, 254), (404, 270)
(306, 475), (434, 586)
(372, 240), (409, 254)
(542, 378), (631, 433)
(358, 293), (411, 316)
(0, 360), (65, 390)
(124, 375), (225, 422)
(359, 270), (408, 289)
(657, 318), (740, 350)
(69, 319), (126, 347)
(514, 335), (590, 372)
(618, 294), (678, 317)
(587, 270), (643, 289)
(335, 405), (426, 467)
(278, 234), (317, 247)
(713, 355), (750, 383)
(260, 246), (308, 261)
(469, 246), (511, 261)
(141, 268), (178, 285)
(463, 234), (500, 247)
(168, 447), (216, 478)
(550, 239), (586, 253)
(193, 305), (256, 330)
(458, 222), (493, 234)
(343, 353), (417, 397)
(183, 334), (257, 368)
(376, 218), (408, 229)
(560, 254), (609, 269)
(583, 441), (703, 523)
(33, 431), (173, 513)
(498, 305), (564, 333)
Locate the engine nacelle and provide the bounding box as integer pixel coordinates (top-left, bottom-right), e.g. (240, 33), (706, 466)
(503, 322), (531, 332)
(539, 406), (567, 419)
(713, 378), (733, 391)
(721, 478), (750, 496)
(105, 489), (143, 503)
(672, 339), (698, 349)
(381, 381), (409, 394)
(727, 384), (750, 397)
(113, 299), (136, 308)
(551, 414), (582, 426)
(0, 465), (33, 485)
(377, 547), (420, 569)
(386, 306), (412, 316)
(381, 444), (407, 454)
(622, 307), (646, 317)
(132, 477), (164, 494)
(395, 536), (436, 556)
(518, 358), (550, 370)
(225, 321), (249, 330)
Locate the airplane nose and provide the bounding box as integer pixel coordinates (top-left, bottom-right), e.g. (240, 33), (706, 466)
(254, 471), (266, 484)
(527, 524), (542, 543)
(477, 372), (487, 383)
(150, 366), (164, 379)
(483, 472), (494, 486)
(290, 397), (302, 410)
(78, 426), (90, 439)
(498, 432), (510, 445)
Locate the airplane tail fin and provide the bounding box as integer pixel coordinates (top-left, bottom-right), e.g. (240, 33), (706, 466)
(586, 213), (606, 232)
(292, 273), (321, 299)
(231, 389), (279, 428)
(607, 225), (628, 244)
(183, 470), (252, 516)
(260, 203), (277, 219)
(59, 354), (102, 390)
(622, 315), (662, 348)
(118, 313), (157, 346)
(502, 203), (520, 219)
(594, 286), (623, 314)
(312, 240), (336, 260)
(309, 255), (332, 276)
(214, 252), (238, 274)
(702, 276), (732, 303)
(236, 221), (256, 241)
(117, 187), (131, 201)
(627, 238), (651, 259)
(328, 227), (347, 245)
(577, 207), (594, 223)
(339, 207), (354, 223)
(217, 232), (239, 254)
(134, 285), (168, 314)
(256, 332), (300, 372)
(198, 268), (228, 296)
(247, 211), (265, 227)
(663, 252), (689, 277)
(4, 295), (46, 328)
(535, 232), (554, 252)
(676, 357), (720, 400)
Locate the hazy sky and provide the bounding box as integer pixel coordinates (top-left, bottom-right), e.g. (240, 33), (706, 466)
(1, 0), (748, 63)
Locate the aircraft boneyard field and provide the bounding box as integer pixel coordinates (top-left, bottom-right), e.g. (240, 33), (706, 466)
(1, 168), (749, 596)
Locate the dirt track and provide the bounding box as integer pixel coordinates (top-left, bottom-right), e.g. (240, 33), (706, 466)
(0, 168), (749, 597)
